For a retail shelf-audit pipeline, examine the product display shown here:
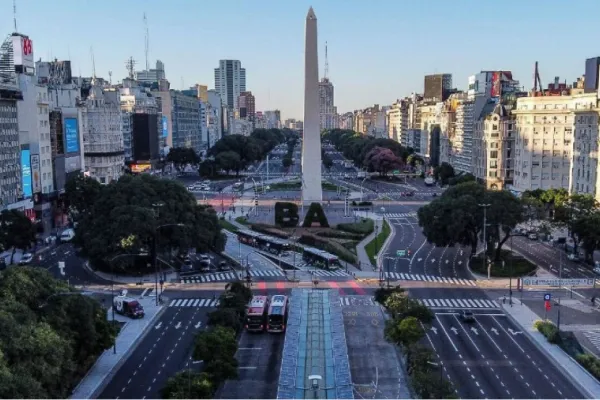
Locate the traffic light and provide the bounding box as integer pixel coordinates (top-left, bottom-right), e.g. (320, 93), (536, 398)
(407, 249), (411, 256)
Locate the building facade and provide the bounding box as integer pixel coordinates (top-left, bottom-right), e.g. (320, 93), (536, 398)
(318, 78), (337, 131)
(135, 60), (166, 85)
(424, 74), (452, 103)
(214, 59), (246, 110)
(238, 91), (256, 123)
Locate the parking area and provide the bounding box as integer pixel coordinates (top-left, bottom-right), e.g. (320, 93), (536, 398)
(341, 295), (410, 399)
(218, 331), (285, 399)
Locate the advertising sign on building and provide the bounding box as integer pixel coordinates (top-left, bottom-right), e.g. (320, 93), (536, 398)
(162, 116), (168, 138)
(64, 118), (80, 153)
(131, 164), (152, 173)
(11, 35), (34, 72)
(21, 150), (32, 198)
(30, 154), (41, 194)
(490, 71), (501, 98)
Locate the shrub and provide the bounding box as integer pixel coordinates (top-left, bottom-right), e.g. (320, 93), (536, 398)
(534, 320), (560, 344)
(576, 354), (600, 380)
(358, 201), (372, 206)
(374, 286), (404, 304)
(336, 219), (374, 235)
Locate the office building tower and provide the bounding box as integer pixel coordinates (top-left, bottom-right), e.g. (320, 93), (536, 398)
(424, 74), (452, 103)
(214, 60), (246, 110)
(135, 60), (166, 85)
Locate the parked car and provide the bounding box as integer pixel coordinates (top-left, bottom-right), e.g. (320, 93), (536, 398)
(218, 261), (231, 271)
(528, 233), (538, 240)
(567, 253), (580, 262)
(18, 253), (34, 265)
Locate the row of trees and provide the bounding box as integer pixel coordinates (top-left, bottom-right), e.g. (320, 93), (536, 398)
(282, 133), (299, 170)
(161, 282), (252, 398)
(65, 173), (224, 274)
(0, 267), (116, 398)
(322, 129), (414, 174)
(377, 287), (456, 398)
(0, 209), (37, 264)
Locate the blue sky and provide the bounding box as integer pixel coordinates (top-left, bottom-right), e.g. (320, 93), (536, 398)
(5, 0), (600, 120)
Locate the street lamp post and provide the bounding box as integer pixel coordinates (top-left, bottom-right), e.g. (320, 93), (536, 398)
(557, 250), (563, 330)
(509, 234), (514, 305)
(154, 223), (185, 306)
(478, 203), (491, 276)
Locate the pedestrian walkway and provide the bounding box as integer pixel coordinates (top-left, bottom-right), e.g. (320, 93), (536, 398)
(418, 298), (500, 309)
(300, 267), (351, 277)
(180, 269), (285, 283)
(582, 331), (600, 353)
(384, 271), (477, 286)
(382, 212), (418, 219)
(168, 298), (220, 308)
(339, 295), (376, 307)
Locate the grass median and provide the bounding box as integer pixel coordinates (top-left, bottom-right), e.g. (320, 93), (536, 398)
(364, 219), (390, 266)
(470, 249), (536, 277)
(219, 218), (239, 233)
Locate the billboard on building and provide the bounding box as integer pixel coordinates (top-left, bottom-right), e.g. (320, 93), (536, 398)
(131, 164), (152, 173)
(30, 154), (41, 193)
(11, 35), (34, 73)
(162, 116), (168, 138)
(64, 118), (79, 153)
(21, 150), (32, 198)
(490, 72), (501, 97)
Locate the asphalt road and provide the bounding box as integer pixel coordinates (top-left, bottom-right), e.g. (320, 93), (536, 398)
(381, 204), (472, 282)
(409, 287), (585, 399)
(99, 306), (210, 399)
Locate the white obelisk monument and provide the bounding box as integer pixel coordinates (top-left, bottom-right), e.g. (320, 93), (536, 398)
(301, 6), (323, 203)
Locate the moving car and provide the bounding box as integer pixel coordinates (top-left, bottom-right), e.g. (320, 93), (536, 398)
(459, 310), (475, 322)
(60, 229), (75, 242)
(218, 261), (232, 271)
(18, 253), (34, 265)
(528, 233), (538, 240)
(567, 253), (580, 261)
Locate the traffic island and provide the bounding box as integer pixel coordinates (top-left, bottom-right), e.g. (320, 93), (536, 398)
(470, 250), (536, 278)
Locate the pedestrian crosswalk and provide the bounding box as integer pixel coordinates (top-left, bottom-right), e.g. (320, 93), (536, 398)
(417, 298), (500, 309)
(180, 269), (285, 283)
(294, 265), (351, 277)
(339, 296), (376, 307)
(384, 272), (476, 286)
(582, 331), (600, 352)
(168, 298), (220, 308)
(383, 212), (418, 219)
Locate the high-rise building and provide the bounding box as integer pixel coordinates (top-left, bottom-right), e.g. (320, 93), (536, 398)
(264, 110), (281, 129)
(386, 100), (409, 143)
(584, 57), (600, 94)
(154, 90), (203, 155)
(238, 91), (255, 122)
(207, 89), (223, 146)
(318, 78), (337, 131)
(0, 71), (23, 210)
(135, 60), (166, 85)
(339, 112), (353, 130)
(424, 74), (452, 103)
(81, 81), (124, 184)
(214, 60), (246, 110)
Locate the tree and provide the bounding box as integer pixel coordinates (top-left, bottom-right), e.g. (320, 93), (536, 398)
(74, 174), (224, 274)
(572, 209), (600, 263)
(486, 190), (525, 260)
(205, 357), (239, 383)
(384, 294), (434, 324)
(448, 173), (475, 186)
(385, 316), (424, 349)
(282, 156), (293, 169)
(364, 147), (403, 176)
(193, 326), (237, 364)
(215, 151), (241, 175)
(161, 371), (214, 399)
(412, 370), (457, 399)
(0, 267), (115, 399)
(64, 172), (103, 221)
(0, 210), (36, 264)
(433, 162), (455, 185)
(166, 147), (201, 172)
(555, 194), (598, 254)
(207, 308), (243, 333)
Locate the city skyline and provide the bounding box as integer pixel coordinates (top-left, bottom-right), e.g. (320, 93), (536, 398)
(5, 0), (600, 119)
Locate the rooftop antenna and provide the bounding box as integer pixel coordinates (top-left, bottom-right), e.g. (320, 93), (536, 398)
(125, 56), (136, 79)
(90, 47), (96, 80)
(324, 41), (329, 80)
(13, 0), (17, 32)
(143, 12), (149, 71)
(108, 71), (112, 85)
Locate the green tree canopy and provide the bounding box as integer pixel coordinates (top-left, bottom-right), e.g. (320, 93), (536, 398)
(166, 147), (201, 171)
(161, 371), (214, 399)
(433, 162), (455, 185)
(385, 316), (424, 349)
(555, 193), (598, 254)
(64, 172), (103, 220)
(193, 326), (237, 364)
(0, 210), (36, 263)
(215, 151), (242, 175)
(0, 267), (116, 399)
(72, 174), (224, 274)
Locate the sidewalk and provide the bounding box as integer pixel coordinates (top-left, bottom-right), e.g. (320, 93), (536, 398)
(70, 297), (166, 399)
(500, 298), (600, 399)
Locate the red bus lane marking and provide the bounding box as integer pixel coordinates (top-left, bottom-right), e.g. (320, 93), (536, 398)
(275, 282), (285, 291)
(327, 281), (345, 295)
(257, 282), (267, 291)
(348, 280), (366, 295)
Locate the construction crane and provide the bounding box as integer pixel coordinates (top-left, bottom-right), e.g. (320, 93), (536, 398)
(533, 61), (543, 96)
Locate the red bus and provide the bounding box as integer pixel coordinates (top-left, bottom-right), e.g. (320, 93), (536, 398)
(267, 295), (288, 333)
(245, 295), (269, 332)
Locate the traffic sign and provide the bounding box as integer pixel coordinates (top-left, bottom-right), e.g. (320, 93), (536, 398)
(393, 170), (400, 176)
(522, 278), (595, 287)
(397, 249), (406, 257)
(544, 293), (551, 301)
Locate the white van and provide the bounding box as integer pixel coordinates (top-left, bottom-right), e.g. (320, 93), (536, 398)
(60, 229), (75, 242)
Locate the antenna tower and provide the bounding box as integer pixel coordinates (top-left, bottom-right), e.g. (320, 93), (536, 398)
(108, 71), (112, 85)
(13, 0), (18, 32)
(90, 47), (96, 79)
(125, 57), (136, 79)
(144, 13), (149, 71)
(324, 41), (329, 79)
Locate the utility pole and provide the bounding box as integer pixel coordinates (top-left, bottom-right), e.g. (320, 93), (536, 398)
(557, 250), (562, 330)
(478, 203), (491, 278)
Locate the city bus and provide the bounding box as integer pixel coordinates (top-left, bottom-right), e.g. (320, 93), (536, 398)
(237, 229), (262, 246)
(267, 295), (288, 333)
(237, 230), (290, 255)
(245, 295), (270, 332)
(302, 247), (342, 270)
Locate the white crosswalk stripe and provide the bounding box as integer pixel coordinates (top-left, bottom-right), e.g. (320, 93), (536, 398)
(180, 269), (285, 283)
(418, 298), (500, 309)
(384, 271), (476, 286)
(168, 298), (221, 308)
(310, 269), (351, 277)
(338, 296), (376, 307)
(582, 331), (600, 353)
(383, 212), (418, 219)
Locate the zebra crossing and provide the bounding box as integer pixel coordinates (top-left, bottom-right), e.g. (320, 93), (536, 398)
(180, 269), (285, 283)
(384, 272), (477, 286)
(168, 298), (220, 308)
(417, 298), (500, 309)
(383, 212), (418, 219)
(582, 331), (600, 353)
(294, 265), (351, 277)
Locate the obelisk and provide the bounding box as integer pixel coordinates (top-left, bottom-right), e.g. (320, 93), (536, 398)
(301, 6), (323, 203)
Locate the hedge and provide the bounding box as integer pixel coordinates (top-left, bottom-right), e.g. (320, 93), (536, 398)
(533, 320), (560, 344)
(576, 354), (600, 380)
(336, 219), (374, 236)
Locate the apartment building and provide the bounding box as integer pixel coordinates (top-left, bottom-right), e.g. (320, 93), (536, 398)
(452, 100), (475, 173)
(386, 100), (409, 143)
(512, 91), (598, 193)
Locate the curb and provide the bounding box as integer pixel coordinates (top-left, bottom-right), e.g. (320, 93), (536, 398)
(501, 304), (596, 399)
(376, 219), (396, 271)
(86, 304), (168, 399)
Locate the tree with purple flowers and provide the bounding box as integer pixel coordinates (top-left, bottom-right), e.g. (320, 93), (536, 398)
(364, 146), (404, 176)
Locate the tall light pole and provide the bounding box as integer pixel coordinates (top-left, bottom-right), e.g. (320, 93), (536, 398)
(557, 250), (563, 330)
(154, 223), (184, 306)
(478, 203), (491, 276)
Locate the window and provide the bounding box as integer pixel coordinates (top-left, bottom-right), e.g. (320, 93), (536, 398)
(490, 151), (498, 159)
